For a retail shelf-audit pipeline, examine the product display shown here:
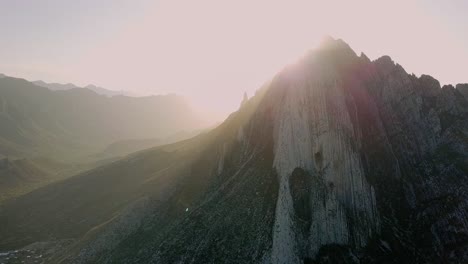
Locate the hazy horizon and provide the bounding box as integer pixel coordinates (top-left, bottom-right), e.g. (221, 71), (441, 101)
(1, 0), (467, 120)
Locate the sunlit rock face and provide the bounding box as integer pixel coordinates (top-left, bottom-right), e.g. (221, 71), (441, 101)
(268, 43), (379, 263)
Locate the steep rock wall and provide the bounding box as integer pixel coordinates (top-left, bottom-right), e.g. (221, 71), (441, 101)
(270, 52), (379, 262)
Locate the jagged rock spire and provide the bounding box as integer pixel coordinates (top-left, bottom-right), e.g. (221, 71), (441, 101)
(240, 91), (248, 108)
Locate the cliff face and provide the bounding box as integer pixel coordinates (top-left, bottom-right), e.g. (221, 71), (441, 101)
(248, 38), (466, 262)
(269, 41), (380, 262)
(1, 38), (466, 263)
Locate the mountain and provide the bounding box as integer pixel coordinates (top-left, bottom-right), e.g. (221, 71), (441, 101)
(0, 77), (203, 162)
(0, 38), (467, 263)
(84, 84), (132, 97)
(32, 80), (132, 97)
(32, 80), (79, 91)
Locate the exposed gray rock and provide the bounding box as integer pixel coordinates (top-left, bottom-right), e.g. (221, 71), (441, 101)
(456, 83), (468, 100)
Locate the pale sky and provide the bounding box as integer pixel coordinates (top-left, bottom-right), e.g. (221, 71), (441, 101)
(1, 0), (467, 120)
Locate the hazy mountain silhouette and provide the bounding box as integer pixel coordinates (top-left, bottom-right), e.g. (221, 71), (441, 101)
(0, 76), (205, 203)
(0, 76), (203, 162)
(0, 38), (467, 263)
(32, 80), (133, 97)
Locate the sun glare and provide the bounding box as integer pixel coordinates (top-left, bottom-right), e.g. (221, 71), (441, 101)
(1, 0), (467, 122)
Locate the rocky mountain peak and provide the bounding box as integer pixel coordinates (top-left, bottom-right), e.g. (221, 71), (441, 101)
(456, 83), (468, 100)
(419, 74), (441, 94)
(360, 52), (371, 63)
(317, 36), (354, 52)
(373, 55), (395, 71)
(232, 39), (468, 263)
(309, 37), (359, 66)
(240, 91), (248, 108)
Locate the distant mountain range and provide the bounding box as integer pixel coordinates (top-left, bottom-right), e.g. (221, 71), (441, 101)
(0, 76), (203, 161)
(0, 38), (466, 263)
(0, 75), (206, 203)
(32, 80), (134, 97)
(0, 73), (136, 97)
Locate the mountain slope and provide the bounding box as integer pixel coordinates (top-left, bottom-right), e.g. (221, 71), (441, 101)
(0, 38), (467, 263)
(92, 129), (206, 160)
(0, 157), (93, 203)
(0, 77), (202, 161)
